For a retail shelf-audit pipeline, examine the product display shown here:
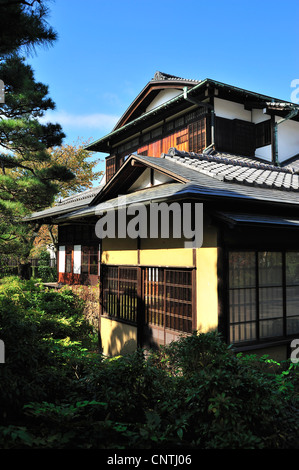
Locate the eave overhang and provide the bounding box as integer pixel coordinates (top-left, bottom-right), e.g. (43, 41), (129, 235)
(215, 212), (299, 229)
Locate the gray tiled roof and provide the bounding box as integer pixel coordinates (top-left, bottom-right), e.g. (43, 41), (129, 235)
(160, 148), (299, 191)
(27, 183), (104, 221)
(152, 71), (200, 84)
(282, 155), (299, 173)
(27, 148), (299, 223)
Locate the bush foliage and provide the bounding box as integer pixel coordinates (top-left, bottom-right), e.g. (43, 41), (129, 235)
(37, 251), (57, 282)
(0, 277), (298, 449)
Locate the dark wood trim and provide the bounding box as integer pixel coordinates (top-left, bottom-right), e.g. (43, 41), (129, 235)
(282, 251), (287, 337)
(137, 266), (143, 348)
(255, 251), (260, 340)
(192, 248), (197, 331)
(271, 114), (277, 165)
(217, 230), (229, 342)
(116, 82), (197, 130)
(150, 168), (154, 186)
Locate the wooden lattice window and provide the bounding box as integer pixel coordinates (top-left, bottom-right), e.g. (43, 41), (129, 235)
(143, 267), (193, 334)
(176, 131), (188, 145)
(102, 265), (194, 333)
(102, 266), (138, 323)
(106, 156), (116, 182)
(188, 118), (206, 153)
(65, 246), (72, 273)
(256, 120), (271, 148)
(82, 246), (98, 275)
(229, 251), (299, 344)
(234, 119), (255, 156)
(216, 117), (255, 156)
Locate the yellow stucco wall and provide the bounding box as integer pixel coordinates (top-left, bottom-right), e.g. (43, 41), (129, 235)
(101, 235), (194, 267)
(100, 316), (137, 356)
(139, 236), (194, 267)
(100, 215), (219, 355)
(101, 237), (138, 265)
(195, 223), (218, 333)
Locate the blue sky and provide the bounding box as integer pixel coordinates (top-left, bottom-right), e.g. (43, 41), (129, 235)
(28, 0), (299, 176)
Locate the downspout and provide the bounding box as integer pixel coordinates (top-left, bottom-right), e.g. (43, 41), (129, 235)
(183, 86), (215, 153)
(268, 103), (299, 166)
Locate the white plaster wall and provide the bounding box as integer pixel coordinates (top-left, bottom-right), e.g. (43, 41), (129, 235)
(128, 168), (151, 192)
(58, 246), (65, 273)
(73, 245), (81, 274)
(254, 116), (299, 162)
(215, 98), (299, 162)
(146, 89), (182, 113)
(251, 109), (271, 124)
(154, 171), (173, 185)
(255, 144), (272, 161)
(214, 97), (251, 121)
(128, 168), (174, 192)
(278, 118), (299, 161)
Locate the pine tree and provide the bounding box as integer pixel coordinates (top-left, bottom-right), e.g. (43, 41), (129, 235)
(0, 0), (57, 57)
(0, 0), (75, 264)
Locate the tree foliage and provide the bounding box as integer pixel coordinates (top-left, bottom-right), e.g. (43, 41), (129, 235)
(44, 139), (103, 200)
(0, 0), (57, 57)
(29, 140), (103, 256)
(0, 283), (298, 450)
(0, 1), (75, 258)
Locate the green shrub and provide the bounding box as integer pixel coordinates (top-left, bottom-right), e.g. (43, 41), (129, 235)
(0, 277), (97, 423)
(36, 251), (57, 282)
(0, 282), (298, 449)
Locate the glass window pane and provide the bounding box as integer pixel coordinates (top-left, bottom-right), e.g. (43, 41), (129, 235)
(229, 288), (256, 323)
(230, 322), (256, 343)
(259, 287), (283, 319)
(229, 252), (255, 288)
(65, 247), (72, 273)
(258, 252), (282, 286)
(286, 252), (299, 285)
(286, 286), (299, 317)
(287, 317), (299, 335)
(260, 319), (283, 338)
(90, 254), (98, 274)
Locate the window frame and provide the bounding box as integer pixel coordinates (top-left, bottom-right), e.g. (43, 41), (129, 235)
(228, 249), (299, 346)
(101, 264), (195, 334)
(65, 245), (73, 274)
(81, 245), (99, 276)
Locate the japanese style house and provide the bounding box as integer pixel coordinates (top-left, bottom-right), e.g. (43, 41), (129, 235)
(28, 71), (299, 360)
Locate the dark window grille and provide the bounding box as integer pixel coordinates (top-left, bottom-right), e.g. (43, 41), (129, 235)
(229, 251), (299, 344)
(144, 267), (194, 333)
(255, 120), (271, 148)
(215, 117), (255, 156)
(102, 266), (138, 323)
(188, 118), (206, 153)
(102, 265), (194, 334)
(106, 156), (116, 182)
(82, 246), (98, 275)
(65, 246), (72, 273)
(176, 131), (188, 145)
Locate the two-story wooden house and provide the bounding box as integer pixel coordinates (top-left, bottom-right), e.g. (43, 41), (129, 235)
(28, 72), (299, 360)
